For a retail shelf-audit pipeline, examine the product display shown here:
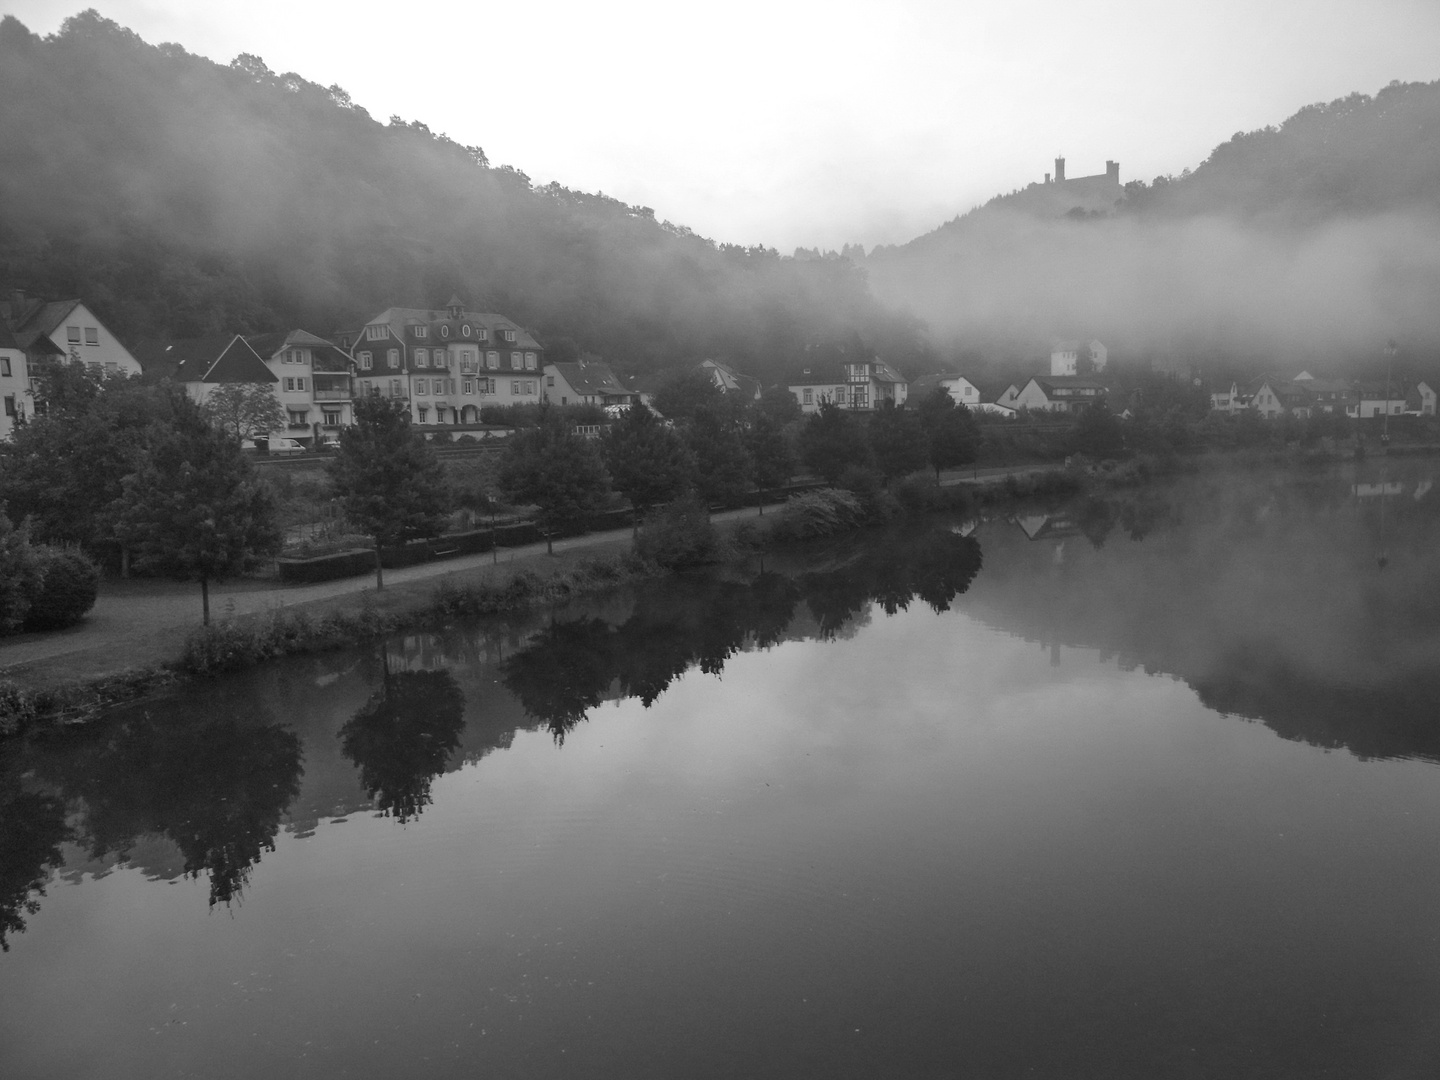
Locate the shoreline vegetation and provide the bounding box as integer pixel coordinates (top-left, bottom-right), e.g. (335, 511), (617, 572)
(0, 443), (1433, 738)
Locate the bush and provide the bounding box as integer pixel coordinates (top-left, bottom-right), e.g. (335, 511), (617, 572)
(0, 511), (43, 635)
(22, 547), (100, 632)
(759, 488), (867, 544)
(635, 498), (722, 568)
(0, 679), (41, 737)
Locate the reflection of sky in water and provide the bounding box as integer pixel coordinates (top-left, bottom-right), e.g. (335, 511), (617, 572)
(3, 466), (1440, 1079)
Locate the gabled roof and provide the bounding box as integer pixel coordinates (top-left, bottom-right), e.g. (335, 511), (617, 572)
(245, 330), (354, 373)
(1027, 375), (1107, 393)
(2, 298), (81, 351)
(871, 360), (907, 385)
(789, 363), (849, 386)
(550, 360), (631, 398)
(174, 335), (277, 384)
(0, 316), (21, 353)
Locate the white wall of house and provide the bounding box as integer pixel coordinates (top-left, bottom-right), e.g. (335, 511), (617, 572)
(49, 304), (142, 377)
(1050, 348), (1077, 377)
(1417, 382), (1436, 416)
(1, 346), (29, 440)
(940, 376), (981, 407)
(1014, 380), (1064, 411)
(1357, 396), (1406, 418)
(790, 383), (850, 414)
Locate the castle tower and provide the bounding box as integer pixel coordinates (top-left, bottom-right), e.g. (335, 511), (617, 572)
(1054, 156), (1066, 182)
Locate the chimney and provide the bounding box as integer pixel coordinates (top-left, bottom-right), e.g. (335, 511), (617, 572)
(1054, 156), (1065, 182)
(1106, 160), (1119, 183)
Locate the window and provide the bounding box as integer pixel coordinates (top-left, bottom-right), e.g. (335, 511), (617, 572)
(440, 325), (450, 339)
(546, 375), (555, 387)
(359, 351), (373, 370)
(3, 395), (14, 417)
(85, 327), (99, 346)
(389, 378), (403, 397)
(415, 348), (428, 368)
(433, 351), (448, 370)
(287, 409), (309, 425)
(387, 349), (399, 369)
(297, 377), (306, 391)
(67, 326), (81, 343)
(477, 328), (489, 342)
(365, 324), (387, 341)
(486, 351), (499, 370)
(0, 358), (9, 376)
(415, 378), (428, 395)
(417, 406), (429, 423)
(413, 325), (428, 339)
(803, 389), (813, 405)
(322, 409), (341, 426)
(435, 407), (447, 423)
(511, 380), (521, 394)
(463, 379), (474, 395)
(510, 352), (522, 370)
(524, 352), (537, 371)
(284, 378), (295, 391)
(501, 329), (516, 343)
(462, 324), (472, 338)
(524, 380), (536, 395)
(460, 354), (477, 375)
(481, 378), (494, 394)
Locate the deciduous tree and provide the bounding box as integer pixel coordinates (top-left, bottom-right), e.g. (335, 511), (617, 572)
(743, 410), (795, 512)
(328, 396), (450, 589)
(917, 387), (980, 481)
(117, 402), (282, 624)
(684, 406), (751, 509)
(601, 402), (695, 529)
(201, 383), (286, 443)
(799, 401), (872, 484)
(498, 407), (610, 554)
(868, 400), (930, 482)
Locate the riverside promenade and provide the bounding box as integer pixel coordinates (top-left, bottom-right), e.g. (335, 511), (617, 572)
(0, 464), (1058, 688)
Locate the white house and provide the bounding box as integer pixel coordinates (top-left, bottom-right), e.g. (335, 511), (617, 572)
(0, 317), (29, 441)
(1013, 376), (1107, 412)
(696, 358), (761, 401)
(248, 330), (356, 440)
(0, 294), (141, 378)
(1354, 383), (1409, 419)
(542, 359), (637, 410)
(1050, 339), (1108, 376)
(789, 358), (908, 414)
(173, 335), (281, 440)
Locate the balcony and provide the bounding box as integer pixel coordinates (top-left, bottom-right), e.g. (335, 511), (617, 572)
(313, 389), (350, 401)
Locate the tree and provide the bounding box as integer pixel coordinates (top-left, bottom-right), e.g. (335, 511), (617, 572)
(601, 401), (695, 529)
(917, 388), (980, 481)
(653, 368), (723, 422)
(743, 410), (795, 511)
(756, 384), (802, 425)
(1073, 399), (1125, 458)
(498, 407), (611, 554)
(0, 371), (182, 569)
(328, 395), (450, 589)
(117, 403), (282, 624)
(868, 401), (930, 482)
(684, 406), (751, 509)
(201, 383), (286, 443)
(799, 401), (872, 484)
(0, 508), (42, 635)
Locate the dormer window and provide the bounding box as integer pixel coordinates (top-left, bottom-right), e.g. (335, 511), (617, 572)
(462, 324), (472, 338)
(477, 328), (489, 342)
(440, 325), (450, 338)
(501, 329), (516, 343)
(365, 324), (387, 341)
(413, 325), (428, 339)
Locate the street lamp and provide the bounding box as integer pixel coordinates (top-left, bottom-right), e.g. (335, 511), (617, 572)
(1382, 339), (1397, 449)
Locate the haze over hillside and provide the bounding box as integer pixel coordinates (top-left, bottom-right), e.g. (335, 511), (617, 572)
(2, 9), (1438, 384)
(867, 81), (1440, 375)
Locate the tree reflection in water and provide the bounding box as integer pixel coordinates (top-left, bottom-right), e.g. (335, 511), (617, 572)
(340, 666), (465, 822)
(503, 526), (983, 742)
(0, 788), (71, 951)
(24, 705), (302, 907)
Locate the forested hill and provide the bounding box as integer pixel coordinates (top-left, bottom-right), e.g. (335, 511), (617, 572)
(864, 79), (1440, 366)
(0, 12), (928, 379)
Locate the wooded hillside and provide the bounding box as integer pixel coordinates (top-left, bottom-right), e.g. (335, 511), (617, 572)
(0, 11), (928, 380)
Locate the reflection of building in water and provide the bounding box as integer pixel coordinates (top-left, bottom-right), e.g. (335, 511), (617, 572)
(1352, 482), (1403, 498)
(1014, 513), (1082, 541)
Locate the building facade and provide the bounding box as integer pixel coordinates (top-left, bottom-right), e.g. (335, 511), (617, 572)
(351, 297), (544, 424)
(0, 318), (29, 440)
(789, 359), (909, 414)
(542, 359), (636, 410)
(1013, 376), (1107, 412)
(0, 294), (141, 378)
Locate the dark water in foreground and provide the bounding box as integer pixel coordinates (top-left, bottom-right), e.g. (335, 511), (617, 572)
(3, 464), (1440, 1079)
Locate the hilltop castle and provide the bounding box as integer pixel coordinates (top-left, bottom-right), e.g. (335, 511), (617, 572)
(1004, 157), (1125, 218)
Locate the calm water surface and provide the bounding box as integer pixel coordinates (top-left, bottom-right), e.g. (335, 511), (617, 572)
(3, 464), (1440, 1079)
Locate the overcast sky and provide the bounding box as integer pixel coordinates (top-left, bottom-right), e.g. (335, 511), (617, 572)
(10, 1), (1440, 251)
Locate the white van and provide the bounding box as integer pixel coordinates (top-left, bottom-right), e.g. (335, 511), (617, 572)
(267, 437), (306, 456)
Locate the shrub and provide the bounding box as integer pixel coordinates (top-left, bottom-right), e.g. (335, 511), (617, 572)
(0, 511), (43, 635)
(635, 498), (722, 568)
(759, 488), (867, 544)
(22, 547), (100, 632)
(0, 679), (41, 737)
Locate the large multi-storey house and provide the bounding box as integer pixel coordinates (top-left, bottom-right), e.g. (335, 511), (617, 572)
(789, 358), (908, 414)
(1, 317), (30, 440)
(0, 292), (141, 378)
(247, 330), (357, 440)
(351, 297), (544, 424)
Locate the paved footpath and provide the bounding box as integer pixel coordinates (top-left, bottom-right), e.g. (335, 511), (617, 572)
(0, 463), (1058, 683)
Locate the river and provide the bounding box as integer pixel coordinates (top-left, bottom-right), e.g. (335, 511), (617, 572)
(2, 462), (1439, 1079)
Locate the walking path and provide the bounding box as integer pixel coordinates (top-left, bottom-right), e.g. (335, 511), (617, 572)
(0, 463), (1059, 686)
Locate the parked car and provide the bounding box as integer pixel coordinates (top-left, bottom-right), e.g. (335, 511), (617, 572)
(267, 437), (306, 456)
(317, 434), (342, 452)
